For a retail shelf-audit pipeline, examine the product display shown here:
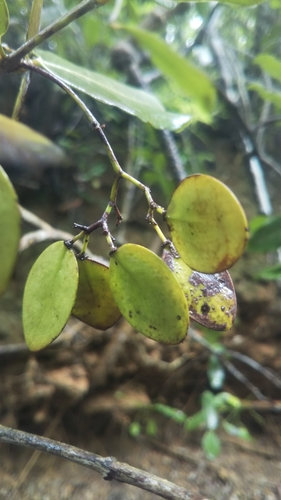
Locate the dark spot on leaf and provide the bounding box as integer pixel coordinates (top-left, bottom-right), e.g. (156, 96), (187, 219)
(115, 261), (118, 266)
(136, 310), (140, 314)
(202, 288), (208, 297)
(176, 315), (181, 320)
(128, 310), (133, 318)
(149, 325), (157, 330)
(201, 303), (210, 315)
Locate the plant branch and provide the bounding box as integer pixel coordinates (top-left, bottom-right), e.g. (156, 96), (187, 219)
(1, 0), (100, 72)
(0, 425), (208, 500)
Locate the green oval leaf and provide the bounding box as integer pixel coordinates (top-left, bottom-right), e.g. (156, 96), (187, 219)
(0, 0), (9, 39)
(109, 244), (189, 344)
(36, 50), (191, 132)
(23, 241), (78, 351)
(255, 53), (281, 83)
(0, 165), (20, 295)
(202, 430), (221, 460)
(162, 250), (236, 331)
(166, 174), (249, 273)
(72, 258), (121, 330)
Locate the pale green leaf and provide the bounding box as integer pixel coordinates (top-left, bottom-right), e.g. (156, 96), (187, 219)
(0, 0), (9, 39)
(202, 430), (221, 459)
(249, 82), (281, 110)
(0, 166), (20, 295)
(174, 0), (263, 4)
(23, 241), (78, 351)
(36, 50), (191, 132)
(255, 53), (281, 83)
(109, 244), (189, 344)
(27, 0), (43, 40)
(116, 25), (216, 122)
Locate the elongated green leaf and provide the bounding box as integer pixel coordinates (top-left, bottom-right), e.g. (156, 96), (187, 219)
(247, 213), (281, 253)
(23, 241), (78, 351)
(254, 263), (281, 281)
(0, 166), (20, 295)
(72, 258), (121, 329)
(249, 82), (281, 110)
(166, 174), (249, 273)
(116, 26), (216, 122)
(162, 250), (236, 331)
(202, 430), (221, 460)
(27, 0), (43, 40)
(109, 244), (189, 344)
(175, 0), (262, 4)
(255, 53), (281, 83)
(36, 50), (191, 132)
(0, 0), (9, 39)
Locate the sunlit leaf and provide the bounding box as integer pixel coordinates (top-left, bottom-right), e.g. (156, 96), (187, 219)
(36, 50), (191, 132)
(222, 421), (252, 440)
(162, 250), (236, 331)
(249, 82), (281, 110)
(23, 241), (78, 351)
(27, 0), (43, 40)
(248, 213), (281, 253)
(0, 0), (9, 39)
(0, 114), (66, 169)
(0, 165), (20, 295)
(109, 244), (189, 344)
(166, 174), (249, 273)
(72, 258), (121, 329)
(255, 53), (281, 83)
(117, 25), (216, 122)
(202, 430), (221, 460)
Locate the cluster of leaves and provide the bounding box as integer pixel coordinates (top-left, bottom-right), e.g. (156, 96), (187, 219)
(0, 153), (248, 351)
(129, 391), (252, 460)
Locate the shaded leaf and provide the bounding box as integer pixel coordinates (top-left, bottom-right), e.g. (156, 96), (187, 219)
(247, 213), (281, 253)
(175, 0), (262, 4)
(36, 50), (191, 132)
(109, 244), (189, 344)
(202, 430), (221, 460)
(72, 258), (121, 329)
(0, 0), (9, 39)
(254, 263), (281, 281)
(0, 165), (20, 295)
(255, 53), (281, 83)
(23, 241), (78, 351)
(118, 25), (216, 122)
(222, 421), (252, 440)
(153, 404), (187, 424)
(185, 410), (206, 431)
(162, 250), (236, 331)
(0, 114), (67, 170)
(249, 82), (281, 110)
(166, 174), (249, 273)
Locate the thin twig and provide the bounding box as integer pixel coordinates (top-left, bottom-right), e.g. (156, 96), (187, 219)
(227, 350), (281, 390)
(0, 425), (209, 500)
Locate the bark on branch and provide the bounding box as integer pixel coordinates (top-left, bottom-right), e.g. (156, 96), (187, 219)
(0, 425), (209, 500)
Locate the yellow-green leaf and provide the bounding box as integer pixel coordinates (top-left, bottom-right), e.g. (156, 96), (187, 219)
(0, 165), (20, 295)
(109, 244), (189, 344)
(27, 0), (43, 40)
(162, 250), (236, 331)
(0, 0), (9, 39)
(166, 174), (249, 273)
(255, 53), (281, 83)
(72, 258), (121, 329)
(23, 241), (78, 351)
